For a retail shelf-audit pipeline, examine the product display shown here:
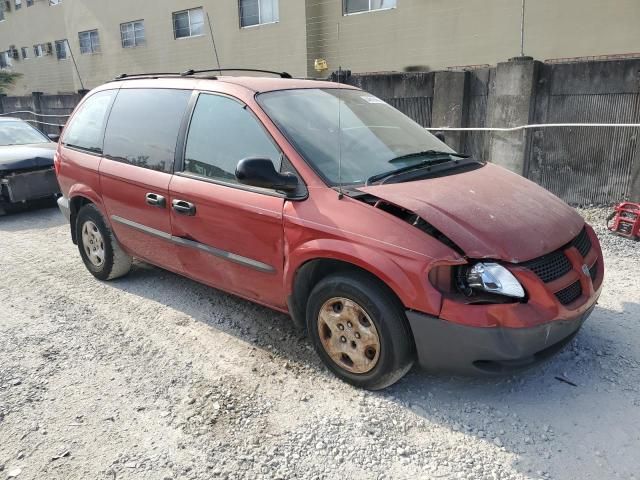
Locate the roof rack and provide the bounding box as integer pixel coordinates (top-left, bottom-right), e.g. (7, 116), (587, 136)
(181, 68), (292, 78)
(113, 68), (292, 82)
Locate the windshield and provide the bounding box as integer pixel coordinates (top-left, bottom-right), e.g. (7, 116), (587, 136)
(0, 120), (50, 146)
(257, 88), (456, 186)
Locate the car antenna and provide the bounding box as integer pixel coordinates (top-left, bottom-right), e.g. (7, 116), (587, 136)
(206, 10), (222, 74)
(337, 23), (344, 200)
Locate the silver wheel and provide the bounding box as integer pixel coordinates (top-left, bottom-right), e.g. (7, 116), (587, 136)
(81, 220), (105, 268)
(317, 297), (381, 374)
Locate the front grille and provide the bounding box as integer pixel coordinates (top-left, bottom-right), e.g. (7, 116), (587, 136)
(555, 281), (582, 305)
(589, 262), (598, 281)
(521, 250), (572, 283)
(572, 227), (591, 257)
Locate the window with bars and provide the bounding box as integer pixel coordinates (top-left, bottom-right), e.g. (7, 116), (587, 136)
(120, 20), (145, 48)
(173, 8), (204, 39)
(55, 39), (68, 59)
(33, 44), (43, 57)
(344, 0), (396, 14)
(79, 29), (100, 54)
(239, 0), (279, 27)
(21, 47), (28, 59)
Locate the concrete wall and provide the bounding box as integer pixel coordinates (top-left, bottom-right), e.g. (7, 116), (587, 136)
(0, 0), (308, 95)
(0, 91), (82, 134)
(305, 0), (640, 77)
(528, 59), (640, 204)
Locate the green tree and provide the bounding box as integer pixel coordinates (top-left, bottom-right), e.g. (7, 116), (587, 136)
(0, 71), (22, 94)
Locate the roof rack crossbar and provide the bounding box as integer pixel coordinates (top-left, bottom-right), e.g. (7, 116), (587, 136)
(180, 68), (292, 78)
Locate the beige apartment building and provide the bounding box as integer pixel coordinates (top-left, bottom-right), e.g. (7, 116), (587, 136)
(0, 0), (639, 95)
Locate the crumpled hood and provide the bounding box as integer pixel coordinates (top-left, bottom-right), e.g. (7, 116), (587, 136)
(359, 163), (584, 263)
(0, 143), (56, 172)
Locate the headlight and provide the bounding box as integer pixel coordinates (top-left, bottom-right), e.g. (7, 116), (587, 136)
(465, 262), (525, 299)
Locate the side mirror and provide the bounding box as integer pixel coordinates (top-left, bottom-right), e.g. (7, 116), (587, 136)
(434, 131), (446, 144)
(48, 133), (60, 142)
(236, 157), (299, 193)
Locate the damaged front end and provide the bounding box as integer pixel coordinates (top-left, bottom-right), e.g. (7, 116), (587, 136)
(1, 167), (60, 205)
(348, 187), (603, 374)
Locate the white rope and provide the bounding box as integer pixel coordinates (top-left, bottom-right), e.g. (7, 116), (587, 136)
(427, 123), (640, 132)
(0, 110), (71, 118)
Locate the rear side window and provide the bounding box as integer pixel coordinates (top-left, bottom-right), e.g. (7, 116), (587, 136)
(183, 94), (281, 183)
(103, 89), (191, 173)
(62, 90), (116, 154)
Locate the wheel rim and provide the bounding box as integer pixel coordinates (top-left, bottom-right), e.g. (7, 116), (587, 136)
(317, 297), (381, 374)
(81, 220), (105, 268)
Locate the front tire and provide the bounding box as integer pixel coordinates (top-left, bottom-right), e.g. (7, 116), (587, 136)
(76, 204), (132, 280)
(306, 271), (415, 390)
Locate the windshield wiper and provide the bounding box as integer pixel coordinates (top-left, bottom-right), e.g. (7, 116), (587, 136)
(366, 151), (471, 185)
(388, 150), (470, 163)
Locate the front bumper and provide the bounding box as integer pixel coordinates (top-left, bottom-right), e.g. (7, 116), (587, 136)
(407, 302), (596, 375)
(57, 195), (71, 222)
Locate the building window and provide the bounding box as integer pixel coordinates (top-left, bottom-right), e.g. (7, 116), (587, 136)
(120, 20), (145, 48)
(0, 51), (11, 69)
(49, 0), (61, 5)
(239, 0), (279, 27)
(27, 0), (33, 6)
(79, 29), (100, 54)
(0, 6), (4, 21)
(55, 39), (68, 59)
(173, 7), (204, 39)
(33, 44), (43, 57)
(15, 0), (22, 10)
(21, 47), (28, 59)
(344, 0), (396, 14)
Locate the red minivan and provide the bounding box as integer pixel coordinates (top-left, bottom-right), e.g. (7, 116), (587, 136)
(55, 72), (603, 389)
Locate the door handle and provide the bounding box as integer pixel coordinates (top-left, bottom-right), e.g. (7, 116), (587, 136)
(145, 192), (166, 208)
(172, 199), (196, 216)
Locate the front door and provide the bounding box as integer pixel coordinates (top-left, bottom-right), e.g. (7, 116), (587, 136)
(100, 88), (192, 272)
(169, 92), (287, 308)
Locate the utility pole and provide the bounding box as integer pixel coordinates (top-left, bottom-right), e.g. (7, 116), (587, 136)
(520, 0), (526, 57)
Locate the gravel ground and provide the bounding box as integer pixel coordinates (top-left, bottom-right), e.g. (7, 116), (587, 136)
(0, 206), (639, 480)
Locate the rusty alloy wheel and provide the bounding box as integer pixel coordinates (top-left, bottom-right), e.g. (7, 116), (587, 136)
(317, 297), (381, 374)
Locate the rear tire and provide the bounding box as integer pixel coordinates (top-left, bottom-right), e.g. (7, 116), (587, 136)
(76, 204), (131, 280)
(306, 271), (414, 390)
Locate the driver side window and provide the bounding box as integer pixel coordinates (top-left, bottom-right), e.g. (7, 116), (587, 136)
(183, 93), (281, 183)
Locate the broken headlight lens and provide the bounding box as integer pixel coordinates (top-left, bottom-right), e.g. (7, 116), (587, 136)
(464, 262), (525, 299)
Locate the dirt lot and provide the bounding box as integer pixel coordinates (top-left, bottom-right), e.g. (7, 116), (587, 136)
(0, 206), (639, 480)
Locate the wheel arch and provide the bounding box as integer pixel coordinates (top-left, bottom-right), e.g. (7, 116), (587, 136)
(287, 255), (414, 331)
(68, 186), (103, 244)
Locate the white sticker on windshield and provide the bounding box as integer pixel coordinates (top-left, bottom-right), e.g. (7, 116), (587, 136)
(361, 95), (386, 104)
